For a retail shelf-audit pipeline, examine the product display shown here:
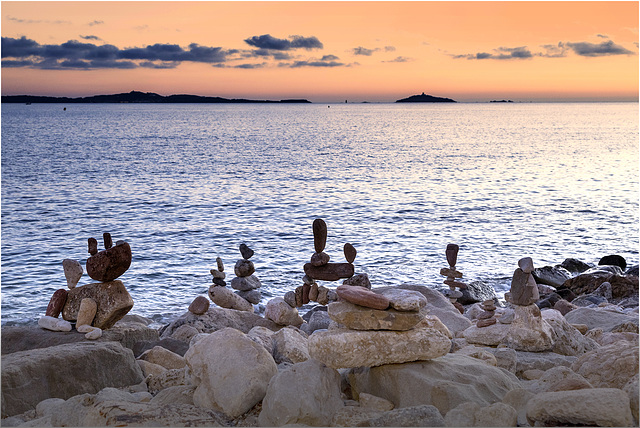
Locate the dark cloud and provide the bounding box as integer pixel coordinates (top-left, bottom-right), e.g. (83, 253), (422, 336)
(243, 34), (322, 50)
(321, 54), (339, 61)
(596, 34), (609, 39)
(566, 40), (634, 56)
(7, 16), (71, 25)
(1, 36), (236, 69)
(384, 46), (396, 52)
(382, 56), (413, 63)
(89, 20), (104, 26)
(287, 60), (345, 68)
(454, 46), (533, 60)
(538, 43), (568, 58)
(247, 49), (292, 60)
(352, 46), (377, 56)
(233, 63), (267, 69)
(80, 35), (101, 41)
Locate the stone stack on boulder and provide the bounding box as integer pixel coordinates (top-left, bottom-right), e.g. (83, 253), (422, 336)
(440, 243), (467, 314)
(476, 299), (497, 327)
(40, 233), (134, 340)
(308, 284), (451, 368)
(207, 250), (255, 313)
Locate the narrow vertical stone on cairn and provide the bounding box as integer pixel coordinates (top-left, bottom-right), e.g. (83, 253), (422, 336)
(103, 232), (113, 250)
(344, 243), (357, 263)
(216, 257), (224, 272)
(302, 283), (311, 304)
(313, 218), (328, 253)
(88, 238), (98, 256)
(440, 243), (465, 314)
(295, 286), (304, 307)
(45, 289), (68, 318)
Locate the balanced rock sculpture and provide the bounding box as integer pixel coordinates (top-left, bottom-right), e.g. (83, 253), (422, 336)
(440, 244), (466, 313)
(208, 245), (260, 312)
(86, 233), (132, 282)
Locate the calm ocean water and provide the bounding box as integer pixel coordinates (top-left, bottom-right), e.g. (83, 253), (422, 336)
(2, 102), (638, 326)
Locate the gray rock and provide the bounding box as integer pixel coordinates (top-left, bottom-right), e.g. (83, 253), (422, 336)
(234, 259), (255, 277)
(361, 405), (445, 427)
(626, 265), (639, 277)
(264, 297), (304, 326)
(541, 309), (599, 356)
(514, 351), (577, 378)
(208, 285), (254, 311)
(283, 290), (297, 307)
(230, 274), (261, 291)
(343, 273), (371, 289)
(564, 306), (639, 332)
(559, 258), (592, 274)
(258, 359), (344, 427)
(533, 265), (573, 287)
(308, 310), (331, 333)
(272, 327), (310, 364)
(593, 281), (613, 299)
(509, 268), (539, 306)
(1, 342), (144, 417)
(457, 280), (498, 305)
(376, 288), (427, 312)
(236, 289), (262, 304)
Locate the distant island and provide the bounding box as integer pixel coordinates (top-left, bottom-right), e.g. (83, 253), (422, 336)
(395, 92), (456, 103)
(1, 91), (312, 104)
(490, 100), (514, 103)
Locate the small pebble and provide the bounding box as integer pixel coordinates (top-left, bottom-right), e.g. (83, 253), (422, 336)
(343, 243), (357, 263)
(284, 291), (297, 307)
(88, 237), (98, 255)
(234, 259), (255, 277)
(309, 283), (319, 301)
(310, 251), (330, 267)
(188, 296), (210, 315)
(212, 277), (226, 287)
(302, 275), (315, 285)
(103, 232), (113, 249)
(38, 316), (72, 332)
(216, 257), (224, 272)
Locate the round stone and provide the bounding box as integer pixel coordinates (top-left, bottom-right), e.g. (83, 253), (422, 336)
(189, 296), (210, 315)
(283, 291), (297, 307)
(234, 259), (255, 277)
(239, 243), (254, 260)
(313, 218), (328, 253)
(343, 243), (357, 263)
(310, 252), (330, 267)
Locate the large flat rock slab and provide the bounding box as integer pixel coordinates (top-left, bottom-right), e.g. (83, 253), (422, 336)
(1, 341), (144, 417)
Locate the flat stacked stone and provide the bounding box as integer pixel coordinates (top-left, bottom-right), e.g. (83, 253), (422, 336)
(230, 244), (262, 305)
(476, 299), (497, 328)
(440, 244), (466, 313)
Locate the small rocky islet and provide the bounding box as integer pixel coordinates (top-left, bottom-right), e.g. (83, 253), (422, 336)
(1, 220), (638, 427)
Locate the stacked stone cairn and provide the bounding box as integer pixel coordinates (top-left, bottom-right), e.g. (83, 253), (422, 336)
(440, 243), (467, 314)
(476, 299), (497, 327)
(40, 233), (134, 340)
(207, 244), (260, 313)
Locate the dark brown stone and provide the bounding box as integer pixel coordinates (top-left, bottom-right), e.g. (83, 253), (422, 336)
(239, 243), (254, 260)
(88, 237), (98, 256)
(444, 279), (467, 289)
(478, 310), (495, 320)
(446, 244), (459, 267)
(188, 296), (210, 315)
(313, 218), (327, 253)
(309, 283), (319, 301)
(336, 285), (390, 310)
(103, 232), (113, 249)
(45, 289), (68, 318)
(86, 241), (132, 282)
(344, 243), (357, 263)
(440, 268), (462, 278)
(304, 262), (355, 281)
(453, 301), (465, 314)
(310, 251), (330, 267)
(563, 270), (639, 299)
(477, 318), (497, 328)
(302, 283), (311, 304)
(216, 257), (224, 272)
(295, 286), (304, 307)
(62, 280), (134, 329)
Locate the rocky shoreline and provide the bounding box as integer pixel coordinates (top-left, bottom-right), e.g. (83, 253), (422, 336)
(1, 225), (638, 427)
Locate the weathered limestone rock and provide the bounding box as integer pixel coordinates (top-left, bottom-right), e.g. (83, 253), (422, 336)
(359, 393), (394, 412)
(234, 259), (255, 277)
(571, 340), (639, 389)
(526, 388), (633, 427)
(474, 402), (518, 427)
(247, 326), (276, 354)
(137, 359), (167, 378)
(308, 323), (451, 368)
(564, 306), (639, 332)
(264, 297), (304, 326)
(1, 341), (144, 417)
(76, 298), (97, 327)
(336, 284), (390, 310)
(139, 345), (186, 370)
(514, 351), (577, 378)
(146, 368), (188, 394)
(45, 289), (69, 318)
(184, 328), (277, 418)
(364, 405), (446, 427)
(463, 322), (509, 346)
(375, 288), (427, 312)
(502, 304), (554, 352)
(188, 296), (210, 315)
(62, 280), (134, 329)
(272, 327), (310, 364)
(541, 309), (599, 356)
(344, 243), (357, 263)
(208, 285), (253, 312)
(375, 285), (472, 334)
(258, 359), (344, 427)
(327, 300), (424, 331)
(624, 374), (639, 423)
(444, 401), (480, 427)
(230, 274), (261, 291)
(62, 259), (83, 289)
(304, 262), (355, 281)
(527, 366), (593, 394)
(86, 241), (132, 282)
(348, 353), (522, 416)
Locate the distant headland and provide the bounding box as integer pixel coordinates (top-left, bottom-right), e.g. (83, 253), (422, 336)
(1, 91), (312, 104)
(395, 92), (456, 103)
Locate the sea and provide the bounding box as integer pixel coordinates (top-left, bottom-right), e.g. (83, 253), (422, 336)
(1, 102), (638, 326)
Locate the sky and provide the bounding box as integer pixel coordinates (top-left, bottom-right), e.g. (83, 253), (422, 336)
(1, 1), (638, 102)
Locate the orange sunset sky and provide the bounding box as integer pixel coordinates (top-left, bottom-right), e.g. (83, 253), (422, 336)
(1, 1), (638, 102)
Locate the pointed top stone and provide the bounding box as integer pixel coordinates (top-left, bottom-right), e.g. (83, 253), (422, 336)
(313, 218), (327, 253)
(239, 243), (254, 260)
(518, 257), (535, 274)
(88, 238), (98, 255)
(103, 233), (113, 250)
(446, 244), (459, 267)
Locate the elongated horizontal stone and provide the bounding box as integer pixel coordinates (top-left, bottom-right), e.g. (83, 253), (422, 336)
(328, 301), (425, 331)
(440, 268), (462, 278)
(336, 285), (389, 310)
(62, 280), (133, 329)
(304, 262), (354, 281)
(374, 288), (427, 312)
(444, 279), (467, 289)
(208, 285), (253, 312)
(308, 324), (451, 368)
(86, 241), (132, 282)
(230, 275), (261, 291)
